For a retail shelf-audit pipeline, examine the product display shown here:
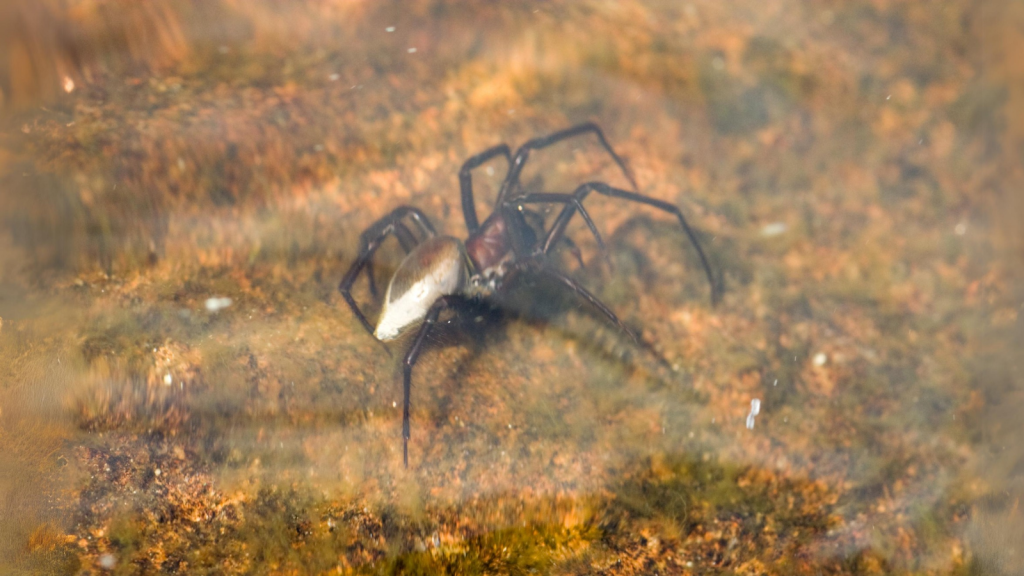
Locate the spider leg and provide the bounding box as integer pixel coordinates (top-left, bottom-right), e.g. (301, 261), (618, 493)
(520, 207), (586, 269)
(339, 206), (438, 337)
(459, 144), (512, 234)
(366, 220), (419, 298)
(541, 182), (719, 305)
(507, 260), (638, 344)
(401, 295), (461, 468)
(506, 193), (607, 254)
(496, 122), (638, 206)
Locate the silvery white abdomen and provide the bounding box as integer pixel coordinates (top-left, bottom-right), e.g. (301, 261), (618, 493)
(374, 236), (470, 341)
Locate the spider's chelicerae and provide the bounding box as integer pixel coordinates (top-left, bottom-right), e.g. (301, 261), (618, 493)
(339, 123), (718, 467)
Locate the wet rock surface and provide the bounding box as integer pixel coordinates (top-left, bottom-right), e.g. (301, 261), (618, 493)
(1, 1), (1022, 574)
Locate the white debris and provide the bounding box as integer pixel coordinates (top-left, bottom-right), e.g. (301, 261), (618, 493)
(205, 296), (233, 312)
(163, 373), (172, 386)
(761, 222), (788, 237)
(407, 47), (417, 53)
(99, 553), (116, 570)
(954, 222), (967, 236)
(813, 352), (828, 366)
(328, 73), (340, 81)
(746, 398), (761, 430)
(63, 76), (75, 93)
(385, 26), (395, 32)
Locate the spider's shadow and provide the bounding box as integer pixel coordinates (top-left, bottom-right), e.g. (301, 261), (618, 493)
(599, 213), (727, 305)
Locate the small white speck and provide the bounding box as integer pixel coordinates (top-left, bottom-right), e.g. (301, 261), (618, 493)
(746, 398), (761, 430)
(163, 373), (173, 386)
(393, 401), (397, 408)
(154, 468), (161, 477)
(63, 76), (75, 93)
(485, 166), (494, 176)
(813, 352), (827, 366)
(407, 47), (417, 53)
(205, 296), (233, 312)
(773, 378), (778, 386)
(99, 553), (116, 570)
(886, 94), (891, 100)
(508, 423), (513, 429)
(954, 222), (967, 236)
(761, 222), (788, 237)
(385, 26), (395, 32)
(328, 73), (340, 81)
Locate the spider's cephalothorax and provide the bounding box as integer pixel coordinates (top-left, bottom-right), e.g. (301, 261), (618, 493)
(339, 123), (719, 467)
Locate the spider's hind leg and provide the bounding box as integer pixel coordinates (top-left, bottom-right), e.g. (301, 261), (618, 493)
(338, 206), (438, 337)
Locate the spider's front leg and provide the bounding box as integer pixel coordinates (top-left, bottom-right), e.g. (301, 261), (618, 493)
(496, 122), (639, 207)
(504, 258), (639, 345)
(459, 143), (512, 234)
(338, 206), (438, 337)
(540, 182), (720, 305)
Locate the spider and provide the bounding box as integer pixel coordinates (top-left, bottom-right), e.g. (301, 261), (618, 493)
(339, 123), (717, 467)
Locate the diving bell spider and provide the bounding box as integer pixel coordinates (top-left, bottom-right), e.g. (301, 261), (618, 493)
(339, 123), (718, 467)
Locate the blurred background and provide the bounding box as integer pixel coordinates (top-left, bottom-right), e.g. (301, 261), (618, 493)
(1, 0), (1022, 574)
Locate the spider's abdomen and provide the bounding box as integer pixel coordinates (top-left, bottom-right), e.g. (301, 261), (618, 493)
(375, 236), (469, 341)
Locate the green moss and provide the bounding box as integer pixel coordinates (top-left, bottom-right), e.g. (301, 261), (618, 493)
(362, 523), (600, 576)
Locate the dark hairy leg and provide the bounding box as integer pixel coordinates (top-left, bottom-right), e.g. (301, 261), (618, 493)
(401, 295), (461, 467)
(542, 182), (719, 305)
(520, 207), (587, 268)
(338, 206), (438, 337)
(459, 143), (512, 234)
(505, 192), (607, 253)
(365, 220), (419, 298)
(495, 122), (639, 207)
(506, 259), (638, 345)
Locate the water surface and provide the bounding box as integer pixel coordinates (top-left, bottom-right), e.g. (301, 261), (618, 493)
(1, 1), (1022, 574)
